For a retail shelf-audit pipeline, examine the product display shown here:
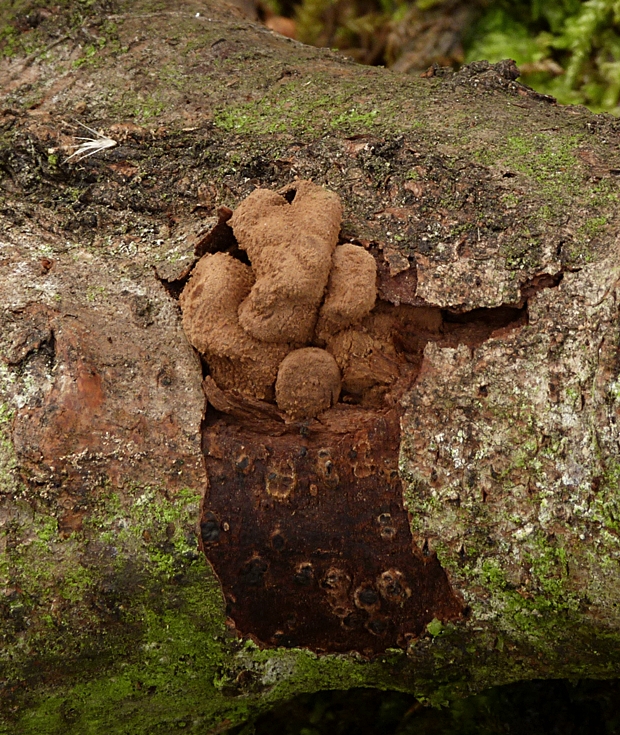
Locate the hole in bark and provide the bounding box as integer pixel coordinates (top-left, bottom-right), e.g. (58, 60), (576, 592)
(178, 203), (565, 656)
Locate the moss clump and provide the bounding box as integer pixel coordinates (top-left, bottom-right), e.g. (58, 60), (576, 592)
(0, 403), (17, 494)
(0, 1), (113, 60)
(1, 482), (431, 734)
(213, 75), (396, 137)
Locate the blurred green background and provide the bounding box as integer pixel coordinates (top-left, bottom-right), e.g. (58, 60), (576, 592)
(259, 0), (620, 114)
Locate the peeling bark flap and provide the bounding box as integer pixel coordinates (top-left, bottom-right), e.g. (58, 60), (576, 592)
(200, 380), (464, 654)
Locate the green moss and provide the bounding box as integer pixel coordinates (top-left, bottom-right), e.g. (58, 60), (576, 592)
(579, 214), (608, 239)
(426, 618), (444, 637)
(476, 132), (584, 206)
(331, 107), (379, 128)
(36, 516), (59, 543)
(2, 486), (231, 733)
(593, 459), (620, 535)
(72, 41), (102, 67)
(2, 482), (430, 733)
(135, 94), (166, 121)
(212, 74), (410, 137)
(0, 0), (110, 60)
(590, 178), (620, 207)
(466, 127), (620, 267)
(501, 192), (518, 207)
(12, 575), (237, 735)
(109, 89), (167, 122)
(86, 285), (106, 302)
(0, 402), (17, 495)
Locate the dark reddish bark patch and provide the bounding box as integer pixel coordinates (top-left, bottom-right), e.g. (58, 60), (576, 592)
(7, 303), (204, 532)
(200, 379), (464, 655)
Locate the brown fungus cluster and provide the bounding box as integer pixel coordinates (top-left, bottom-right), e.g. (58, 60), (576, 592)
(230, 180), (342, 345)
(275, 347), (342, 420)
(180, 181), (380, 420)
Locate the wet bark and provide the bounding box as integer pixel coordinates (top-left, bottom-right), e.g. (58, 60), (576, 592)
(2, 1), (620, 732)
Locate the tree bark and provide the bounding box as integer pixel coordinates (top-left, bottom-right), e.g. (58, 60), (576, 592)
(2, 1), (620, 732)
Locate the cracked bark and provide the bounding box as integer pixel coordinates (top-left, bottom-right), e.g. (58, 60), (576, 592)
(1, 0), (620, 732)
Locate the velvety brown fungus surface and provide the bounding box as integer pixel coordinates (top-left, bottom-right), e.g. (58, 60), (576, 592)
(316, 243), (377, 342)
(180, 182), (393, 418)
(180, 252), (289, 400)
(230, 181), (342, 345)
(275, 347), (342, 420)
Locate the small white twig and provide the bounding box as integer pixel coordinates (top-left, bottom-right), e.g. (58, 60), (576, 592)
(63, 121), (117, 164)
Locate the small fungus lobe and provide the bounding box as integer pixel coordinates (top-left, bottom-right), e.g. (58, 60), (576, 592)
(315, 243), (377, 342)
(179, 251), (288, 400)
(275, 347), (342, 420)
(229, 180), (342, 345)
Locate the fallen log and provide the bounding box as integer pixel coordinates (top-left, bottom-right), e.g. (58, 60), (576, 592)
(1, 1), (620, 732)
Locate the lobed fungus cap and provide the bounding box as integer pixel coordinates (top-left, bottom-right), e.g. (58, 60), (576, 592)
(275, 347), (342, 420)
(180, 252), (289, 400)
(230, 180), (342, 345)
(315, 243), (377, 343)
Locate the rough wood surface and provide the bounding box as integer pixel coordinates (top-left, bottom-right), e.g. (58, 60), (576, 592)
(1, 1), (620, 732)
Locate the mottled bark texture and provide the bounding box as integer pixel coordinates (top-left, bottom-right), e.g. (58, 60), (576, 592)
(1, 1), (620, 733)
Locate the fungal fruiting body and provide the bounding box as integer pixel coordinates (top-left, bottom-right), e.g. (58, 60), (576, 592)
(179, 252), (288, 400)
(229, 181), (342, 345)
(315, 243), (378, 343)
(180, 181), (381, 419)
(275, 348), (342, 420)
